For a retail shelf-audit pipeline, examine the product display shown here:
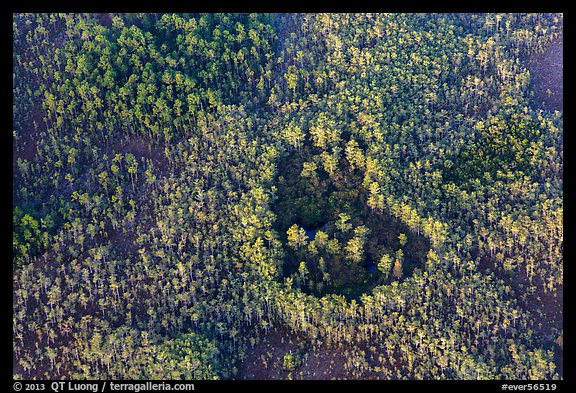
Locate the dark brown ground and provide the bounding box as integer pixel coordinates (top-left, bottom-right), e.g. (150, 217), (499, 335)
(525, 36), (563, 111)
(523, 32), (563, 376)
(236, 327), (351, 380)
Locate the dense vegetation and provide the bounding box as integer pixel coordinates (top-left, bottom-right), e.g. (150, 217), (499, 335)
(13, 13), (562, 380)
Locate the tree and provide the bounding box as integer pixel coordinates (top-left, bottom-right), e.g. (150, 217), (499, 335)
(283, 122), (305, 151)
(392, 259), (403, 280)
(426, 249), (440, 271)
(301, 161), (317, 178)
(284, 65), (298, 96)
(367, 181), (384, 211)
(378, 253), (393, 278)
(345, 236), (364, 264)
(298, 261), (309, 286)
(335, 213), (352, 233)
(287, 224), (308, 250)
(112, 15), (125, 30)
(398, 233), (407, 247)
(320, 151), (339, 178)
(11, 12), (564, 381)
(354, 225), (370, 240)
(282, 350), (303, 372)
(314, 230), (329, 249)
(527, 349), (556, 380)
(125, 153), (138, 191)
(345, 139), (365, 172)
(326, 237), (341, 255)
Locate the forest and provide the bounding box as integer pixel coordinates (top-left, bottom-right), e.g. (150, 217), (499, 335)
(13, 13), (562, 380)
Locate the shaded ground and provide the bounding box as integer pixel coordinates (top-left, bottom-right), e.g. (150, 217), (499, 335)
(272, 147), (430, 300)
(235, 321), (401, 380)
(12, 100), (43, 163)
(236, 326), (363, 380)
(511, 33), (563, 376)
(478, 253), (563, 376)
(109, 136), (170, 175)
(99, 13), (113, 27)
(525, 36), (563, 111)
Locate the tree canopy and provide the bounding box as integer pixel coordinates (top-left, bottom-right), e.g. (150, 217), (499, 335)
(13, 12), (562, 381)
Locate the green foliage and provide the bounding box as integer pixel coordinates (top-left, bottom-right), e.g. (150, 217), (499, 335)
(287, 224), (308, 250)
(282, 350), (303, 372)
(378, 254), (393, 278)
(445, 113), (548, 186)
(344, 236), (365, 264)
(157, 332), (222, 380)
(398, 233), (408, 247)
(12, 12), (562, 381)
